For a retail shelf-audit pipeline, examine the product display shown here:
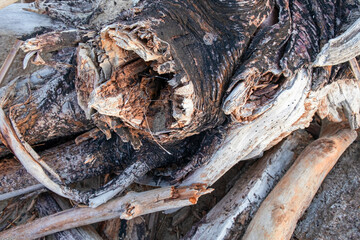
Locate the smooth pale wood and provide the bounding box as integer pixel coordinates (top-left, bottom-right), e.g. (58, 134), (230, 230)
(313, 17), (360, 67)
(0, 185), (213, 239)
(186, 130), (313, 240)
(0, 0), (17, 10)
(242, 123), (357, 240)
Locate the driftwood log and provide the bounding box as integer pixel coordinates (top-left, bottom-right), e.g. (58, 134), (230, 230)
(0, 0), (360, 238)
(242, 122), (357, 240)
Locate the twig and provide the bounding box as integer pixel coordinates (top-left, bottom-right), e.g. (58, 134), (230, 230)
(144, 109), (172, 155)
(349, 58), (360, 81)
(0, 40), (23, 86)
(0, 185), (213, 239)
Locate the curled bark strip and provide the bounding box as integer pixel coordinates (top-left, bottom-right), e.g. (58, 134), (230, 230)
(313, 17), (360, 67)
(0, 185), (213, 239)
(242, 123), (357, 240)
(0, 108), (84, 202)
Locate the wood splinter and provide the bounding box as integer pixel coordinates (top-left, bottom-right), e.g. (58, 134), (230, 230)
(242, 122), (357, 240)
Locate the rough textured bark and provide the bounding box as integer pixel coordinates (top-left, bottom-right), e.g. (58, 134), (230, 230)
(62, 0), (274, 143)
(36, 193), (103, 240)
(0, 0), (360, 238)
(0, 64), (93, 158)
(0, 135), (127, 201)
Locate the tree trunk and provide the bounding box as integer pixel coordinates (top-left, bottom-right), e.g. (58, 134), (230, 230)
(0, 0), (360, 238)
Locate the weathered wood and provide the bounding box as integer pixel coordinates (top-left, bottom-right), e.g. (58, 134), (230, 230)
(0, 0), (17, 10)
(179, 67), (360, 190)
(316, 78), (360, 129)
(36, 193), (103, 240)
(0, 185), (213, 239)
(0, 40), (22, 85)
(33, 0), (140, 27)
(0, 64), (93, 158)
(242, 122), (357, 240)
(67, 0), (275, 143)
(87, 131), (208, 207)
(349, 58), (360, 81)
(0, 1), (359, 238)
(179, 69), (314, 187)
(98, 218), (122, 240)
(185, 130), (312, 240)
(121, 217), (149, 240)
(0, 136), (127, 201)
(313, 17), (360, 67)
(0, 107), (87, 202)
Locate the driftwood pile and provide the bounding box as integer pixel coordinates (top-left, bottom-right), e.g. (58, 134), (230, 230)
(0, 0), (359, 239)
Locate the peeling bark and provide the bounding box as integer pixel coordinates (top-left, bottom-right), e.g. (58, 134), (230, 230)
(0, 0), (360, 238)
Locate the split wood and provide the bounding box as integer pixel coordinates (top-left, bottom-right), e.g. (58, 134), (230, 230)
(185, 130), (313, 240)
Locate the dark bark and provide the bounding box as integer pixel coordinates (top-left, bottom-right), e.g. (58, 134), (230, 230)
(73, 0), (274, 143)
(0, 0), (359, 238)
(0, 135), (127, 200)
(36, 193), (103, 240)
(0, 49), (93, 158)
